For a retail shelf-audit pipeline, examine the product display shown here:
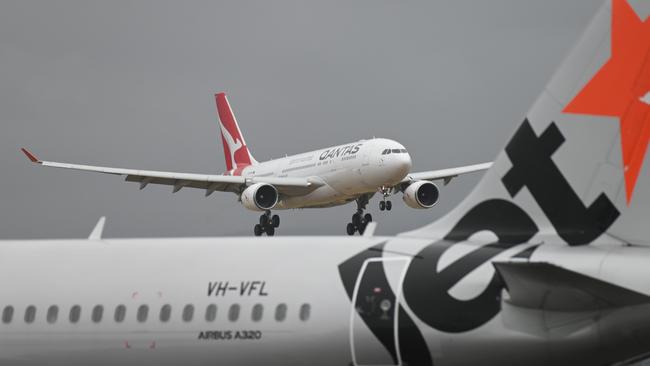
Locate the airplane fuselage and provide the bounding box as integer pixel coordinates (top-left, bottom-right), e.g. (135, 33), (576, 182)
(228, 138), (412, 209)
(0, 236), (649, 366)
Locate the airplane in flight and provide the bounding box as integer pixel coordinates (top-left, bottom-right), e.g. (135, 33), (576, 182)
(6, 0), (650, 365)
(20, 93), (491, 237)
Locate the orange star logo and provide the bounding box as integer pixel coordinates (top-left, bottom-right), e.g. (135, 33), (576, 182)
(564, 0), (650, 204)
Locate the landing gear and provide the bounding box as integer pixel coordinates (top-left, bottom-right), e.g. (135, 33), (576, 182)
(379, 186), (393, 211)
(254, 211), (280, 236)
(379, 200), (392, 211)
(346, 223), (356, 236)
(346, 195), (372, 235)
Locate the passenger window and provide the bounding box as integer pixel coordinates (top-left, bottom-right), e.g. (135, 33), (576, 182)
(228, 304), (240, 322)
(69, 305), (81, 323)
(137, 305), (149, 323)
(92, 305), (103, 323)
(251, 304), (263, 322)
(299, 304), (311, 322)
(24, 305), (36, 324)
(205, 304), (217, 322)
(182, 304), (194, 322)
(114, 305), (126, 323)
(2, 306), (13, 324)
(159, 304), (171, 323)
(47, 305), (58, 324)
(275, 304), (287, 322)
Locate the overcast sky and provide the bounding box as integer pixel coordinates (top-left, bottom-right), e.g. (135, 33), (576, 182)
(0, 0), (603, 239)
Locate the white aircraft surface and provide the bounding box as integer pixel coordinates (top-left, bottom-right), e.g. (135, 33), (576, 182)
(20, 92), (491, 236)
(6, 0), (650, 365)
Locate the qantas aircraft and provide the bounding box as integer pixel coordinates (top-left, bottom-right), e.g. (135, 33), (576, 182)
(20, 93), (490, 237)
(6, 0), (650, 365)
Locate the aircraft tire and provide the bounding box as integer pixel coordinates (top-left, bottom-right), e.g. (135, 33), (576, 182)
(254, 224), (263, 236)
(379, 201), (385, 211)
(259, 214), (269, 226)
(272, 215), (280, 228)
(266, 226), (275, 236)
(352, 213), (362, 227)
(386, 201), (392, 211)
(346, 223), (355, 236)
(364, 213), (372, 223)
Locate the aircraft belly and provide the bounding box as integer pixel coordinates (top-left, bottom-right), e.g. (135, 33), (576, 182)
(278, 183), (356, 209)
(321, 169), (373, 196)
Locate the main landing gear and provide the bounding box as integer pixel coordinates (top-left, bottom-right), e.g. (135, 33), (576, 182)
(378, 186), (392, 211)
(254, 210), (280, 236)
(346, 195), (372, 236)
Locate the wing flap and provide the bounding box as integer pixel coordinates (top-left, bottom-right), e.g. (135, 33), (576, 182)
(494, 261), (650, 311)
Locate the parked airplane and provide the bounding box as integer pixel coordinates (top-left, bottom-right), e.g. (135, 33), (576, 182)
(20, 93), (490, 236)
(6, 0), (650, 365)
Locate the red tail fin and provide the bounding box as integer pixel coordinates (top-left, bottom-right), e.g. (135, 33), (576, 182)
(215, 93), (257, 172)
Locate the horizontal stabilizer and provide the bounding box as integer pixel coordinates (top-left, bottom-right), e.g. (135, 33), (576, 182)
(494, 262), (650, 311)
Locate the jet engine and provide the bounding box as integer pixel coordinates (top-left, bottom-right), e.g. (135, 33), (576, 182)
(403, 181), (439, 209)
(241, 183), (279, 211)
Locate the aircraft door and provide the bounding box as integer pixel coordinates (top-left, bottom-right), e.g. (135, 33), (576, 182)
(350, 257), (410, 366)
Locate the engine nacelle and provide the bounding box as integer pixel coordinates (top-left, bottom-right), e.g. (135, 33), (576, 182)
(241, 183), (279, 211)
(402, 181), (440, 209)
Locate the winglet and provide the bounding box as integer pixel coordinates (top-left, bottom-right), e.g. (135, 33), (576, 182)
(20, 148), (41, 164)
(88, 216), (106, 240)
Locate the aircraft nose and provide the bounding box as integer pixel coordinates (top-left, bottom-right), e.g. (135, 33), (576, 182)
(400, 153), (413, 174)
(390, 153), (412, 179)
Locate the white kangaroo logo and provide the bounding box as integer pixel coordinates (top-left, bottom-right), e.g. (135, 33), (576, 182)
(219, 118), (243, 170)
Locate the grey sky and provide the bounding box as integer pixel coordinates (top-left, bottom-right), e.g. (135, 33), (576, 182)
(0, 0), (602, 239)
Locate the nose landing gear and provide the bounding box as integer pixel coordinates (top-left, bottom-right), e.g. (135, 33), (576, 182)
(379, 200), (392, 211)
(254, 210), (280, 236)
(378, 186), (393, 211)
(347, 195), (372, 235)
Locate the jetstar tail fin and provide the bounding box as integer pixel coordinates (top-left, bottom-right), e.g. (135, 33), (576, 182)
(403, 0), (650, 246)
(215, 93), (257, 173)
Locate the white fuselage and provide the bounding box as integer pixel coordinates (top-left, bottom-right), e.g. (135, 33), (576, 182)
(0, 236), (649, 366)
(230, 138), (412, 209)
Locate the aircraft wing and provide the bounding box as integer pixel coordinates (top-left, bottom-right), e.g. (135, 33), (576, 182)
(20, 149), (320, 197)
(400, 162), (493, 185)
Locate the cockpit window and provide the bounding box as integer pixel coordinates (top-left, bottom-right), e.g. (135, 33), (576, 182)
(401, 149), (407, 153)
(391, 149), (401, 154)
(382, 149), (390, 155)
